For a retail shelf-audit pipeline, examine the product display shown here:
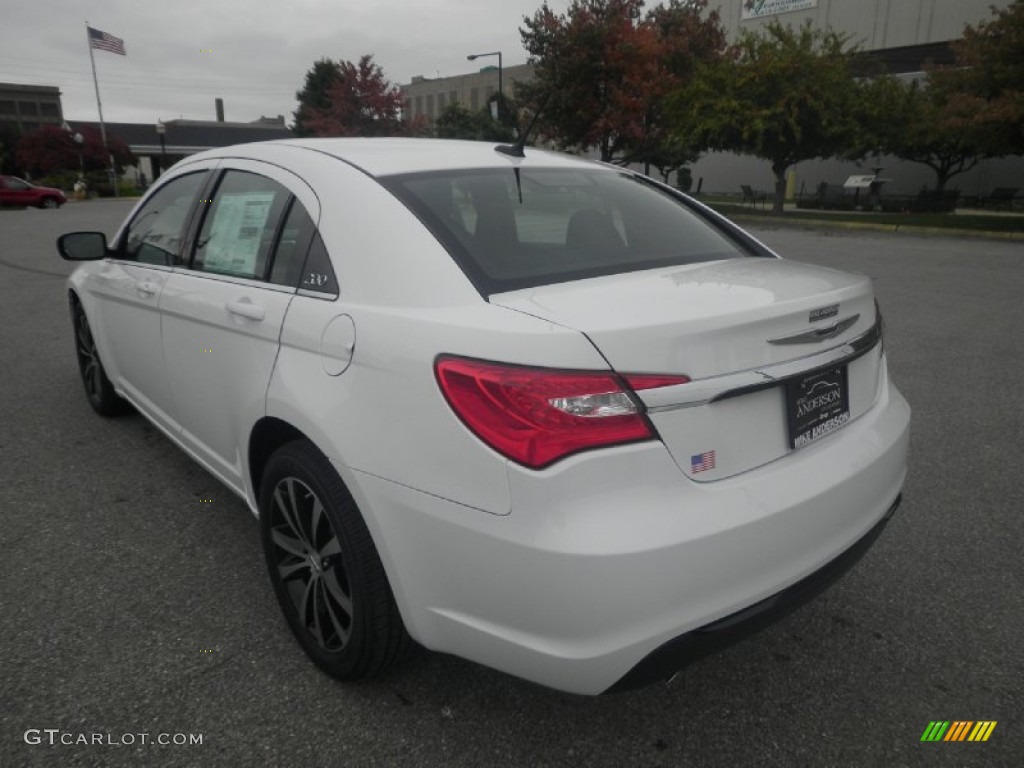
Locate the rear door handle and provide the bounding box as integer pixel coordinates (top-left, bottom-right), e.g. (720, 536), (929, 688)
(225, 298), (266, 321)
(136, 280), (160, 296)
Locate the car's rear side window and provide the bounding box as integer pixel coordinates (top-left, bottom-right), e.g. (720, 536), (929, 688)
(192, 170), (290, 280)
(383, 168), (756, 294)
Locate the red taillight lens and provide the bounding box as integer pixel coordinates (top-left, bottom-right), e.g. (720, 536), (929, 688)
(435, 356), (656, 469)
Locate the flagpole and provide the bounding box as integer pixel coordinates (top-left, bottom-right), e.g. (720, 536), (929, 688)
(85, 21), (118, 197)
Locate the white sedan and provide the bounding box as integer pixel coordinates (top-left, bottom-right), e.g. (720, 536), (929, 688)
(58, 139), (910, 695)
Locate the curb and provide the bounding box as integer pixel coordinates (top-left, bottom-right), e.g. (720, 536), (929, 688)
(722, 213), (1024, 242)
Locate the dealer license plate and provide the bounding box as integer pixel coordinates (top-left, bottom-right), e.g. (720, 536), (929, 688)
(785, 365), (850, 449)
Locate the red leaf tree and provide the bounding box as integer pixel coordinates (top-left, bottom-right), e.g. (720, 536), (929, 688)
(299, 54), (407, 137)
(16, 125), (134, 177)
(519, 0), (725, 163)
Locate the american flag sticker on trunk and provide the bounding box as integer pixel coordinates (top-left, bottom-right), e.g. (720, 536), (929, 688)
(691, 450), (716, 473)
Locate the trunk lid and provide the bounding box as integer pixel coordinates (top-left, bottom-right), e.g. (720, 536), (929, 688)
(492, 258), (883, 480)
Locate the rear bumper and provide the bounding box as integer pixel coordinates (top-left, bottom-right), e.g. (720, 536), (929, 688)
(342, 363), (910, 695)
(605, 493), (901, 693)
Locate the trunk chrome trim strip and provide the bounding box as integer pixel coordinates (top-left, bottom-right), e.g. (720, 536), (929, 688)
(643, 321), (881, 412)
(767, 314), (860, 345)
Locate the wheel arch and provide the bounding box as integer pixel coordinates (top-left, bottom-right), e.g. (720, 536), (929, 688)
(248, 416), (308, 507)
(247, 415), (415, 638)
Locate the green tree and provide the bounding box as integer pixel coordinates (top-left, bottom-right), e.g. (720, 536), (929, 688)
(434, 102), (514, 143)
(933, 0), (1024, 157)
(302, 55), (406, 137)
(519, 0), (725, 162)
(673, 21), (863, 214)
(864, 76), (991, 192)
(293, 58), (343, 137)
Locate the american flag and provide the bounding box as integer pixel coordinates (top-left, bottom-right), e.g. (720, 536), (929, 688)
(691, 450), (716, 473)
(88, 27), (126, 56)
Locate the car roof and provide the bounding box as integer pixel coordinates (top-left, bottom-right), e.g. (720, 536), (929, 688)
(190, 138), (607, 179)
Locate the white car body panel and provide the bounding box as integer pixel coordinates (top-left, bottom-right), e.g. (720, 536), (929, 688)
(84, 260), (177, 432)
(159, 159), (318, 492)
(63, 138), (911, 695)
(343, 358), (907, 695)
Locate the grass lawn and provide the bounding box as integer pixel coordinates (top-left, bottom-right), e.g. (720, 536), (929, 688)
(703, 201), (1024, 234)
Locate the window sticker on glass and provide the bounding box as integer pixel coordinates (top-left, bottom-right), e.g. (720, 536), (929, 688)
(203, 192), (276, 276)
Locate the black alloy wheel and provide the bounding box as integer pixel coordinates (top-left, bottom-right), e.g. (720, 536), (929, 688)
(268, 475), (352, 652)
(71, 299), (126, 416)
(260, 440), (412, 679)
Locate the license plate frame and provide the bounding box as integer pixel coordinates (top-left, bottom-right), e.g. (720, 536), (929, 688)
(785, 365), (851, 449)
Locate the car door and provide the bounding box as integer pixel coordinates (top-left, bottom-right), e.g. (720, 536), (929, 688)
(159, 162), (320, 492)
(85, 167), (212, 433)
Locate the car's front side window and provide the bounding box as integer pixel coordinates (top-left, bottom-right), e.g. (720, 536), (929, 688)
(191, 170), (290, 280)
(121, 172), (207, 266)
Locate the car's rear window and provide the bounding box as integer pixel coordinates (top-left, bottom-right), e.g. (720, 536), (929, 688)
(382, 167), (758, 295)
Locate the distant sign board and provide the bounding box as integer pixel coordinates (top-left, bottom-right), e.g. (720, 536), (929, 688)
(742, 0), (818, 19)
(843, 175), (876, 189)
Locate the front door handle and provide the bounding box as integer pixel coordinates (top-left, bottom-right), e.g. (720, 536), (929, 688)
(225, 298), (266, 321)
(136, 280), (160, 296)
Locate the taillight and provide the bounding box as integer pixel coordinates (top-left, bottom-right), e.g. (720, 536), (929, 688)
(435, 356), (681, 469)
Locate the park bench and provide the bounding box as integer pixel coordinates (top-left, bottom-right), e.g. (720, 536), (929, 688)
(979, 187), (1019, 210)
(740, 184), (768, 209)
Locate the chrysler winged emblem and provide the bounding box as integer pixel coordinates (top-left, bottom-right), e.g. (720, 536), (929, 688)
(768, 314), (860, 345)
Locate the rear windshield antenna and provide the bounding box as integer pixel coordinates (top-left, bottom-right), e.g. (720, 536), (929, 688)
(495, 91), (551, 159)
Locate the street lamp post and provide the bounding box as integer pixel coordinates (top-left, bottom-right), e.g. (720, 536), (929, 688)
(155, 119), (166, 180)
(72, 132), (84, 176)
(466, 51), (502, 117)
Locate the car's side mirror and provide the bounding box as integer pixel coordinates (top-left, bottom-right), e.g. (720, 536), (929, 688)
(58, 232), (109, 261)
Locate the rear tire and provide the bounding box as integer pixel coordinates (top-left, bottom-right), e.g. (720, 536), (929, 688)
(71, 299), (128, 417)
(260, 440), (412, 680)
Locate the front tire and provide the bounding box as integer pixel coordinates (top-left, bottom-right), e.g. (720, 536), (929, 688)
(41, 197), (60, 209)
(71, 299), (127, 417)
(260, 440), (411, 680)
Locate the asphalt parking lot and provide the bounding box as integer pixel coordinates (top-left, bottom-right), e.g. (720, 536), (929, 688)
(1, 200), (1021, 767)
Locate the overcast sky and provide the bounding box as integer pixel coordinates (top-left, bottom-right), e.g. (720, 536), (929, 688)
(2, 0), (571, 126)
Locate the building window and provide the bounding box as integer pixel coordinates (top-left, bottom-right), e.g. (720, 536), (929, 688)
(438, 93), (446, 112)
(39, 103), (60, 117)
(486, 86), (496, 100)
(404, 99), (412, 120)
(18, 101), (39, 116)
(449, 90), (458, 106)
(0, 101), (15, 115)
(470, 88), (479, 110)
(426, 94), (435, 119)
(21, 122), (40, 133)
(415, 95), (423, 117)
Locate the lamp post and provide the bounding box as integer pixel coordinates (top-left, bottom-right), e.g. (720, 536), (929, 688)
(155, 119), (166, 180)
(466, 51), (502, 117)
(72, 131), (84, 176)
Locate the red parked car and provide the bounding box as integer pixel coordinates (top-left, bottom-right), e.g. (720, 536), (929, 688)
(0, 175), (66, 208)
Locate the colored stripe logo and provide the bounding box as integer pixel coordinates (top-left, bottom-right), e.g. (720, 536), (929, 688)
(920, 721), (997, 742)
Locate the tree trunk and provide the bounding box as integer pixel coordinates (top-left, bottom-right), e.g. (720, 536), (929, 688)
(771, 162), (787, 216)
(934, 167), (949, 192)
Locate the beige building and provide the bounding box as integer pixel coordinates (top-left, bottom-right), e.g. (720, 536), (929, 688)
(0, 83), (64, 136)
(400, 64), (534, 124)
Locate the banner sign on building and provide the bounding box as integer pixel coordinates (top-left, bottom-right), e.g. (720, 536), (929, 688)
(742, 0), (818, 19)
